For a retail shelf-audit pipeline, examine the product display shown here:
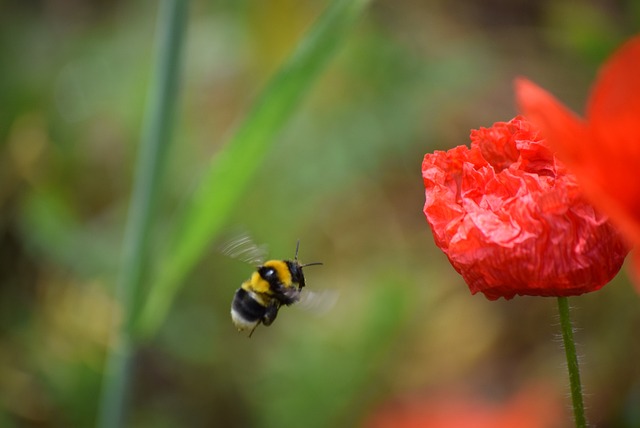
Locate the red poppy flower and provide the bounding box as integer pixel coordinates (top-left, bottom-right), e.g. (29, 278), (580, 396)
(515, 36), (640, 250)
(422, 116), (629, 300)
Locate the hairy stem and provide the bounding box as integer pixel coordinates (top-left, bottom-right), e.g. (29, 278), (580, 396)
(557, 296), (587, 428)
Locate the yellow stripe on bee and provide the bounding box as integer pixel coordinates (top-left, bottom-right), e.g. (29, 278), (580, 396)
(263, 260), (293, 287)
(240, 277), (272, 306)
(242, 273), (270, 294)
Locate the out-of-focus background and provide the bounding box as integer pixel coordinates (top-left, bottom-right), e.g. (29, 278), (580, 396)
(1, 1), (639, 427)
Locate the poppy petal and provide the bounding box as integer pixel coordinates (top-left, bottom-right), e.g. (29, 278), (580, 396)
(585, 35), (640, 244)
(516, 77), (640, 245)
(625, 250), (640, 293)
(515, 78), (588, 165)
(587, 35), (640, 141)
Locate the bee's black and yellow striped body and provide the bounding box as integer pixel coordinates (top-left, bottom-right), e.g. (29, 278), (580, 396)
(230, 244), (322, 336)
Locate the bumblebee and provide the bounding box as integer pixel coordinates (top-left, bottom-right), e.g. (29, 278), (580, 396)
(230, 241), (322, 337)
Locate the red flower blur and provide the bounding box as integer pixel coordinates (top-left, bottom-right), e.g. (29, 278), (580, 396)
(422, 116), (629, 300)
(516, 35), (640, 254)
(365, 385), (565, 428)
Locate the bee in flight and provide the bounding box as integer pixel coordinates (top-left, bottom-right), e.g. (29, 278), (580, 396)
(227, 239), (323, 337)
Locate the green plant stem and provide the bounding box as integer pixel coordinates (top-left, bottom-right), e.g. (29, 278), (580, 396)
(557, 297), (587, 428)
(97, 1), (188, 427)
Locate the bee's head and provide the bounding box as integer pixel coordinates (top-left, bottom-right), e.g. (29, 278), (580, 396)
(289, 240), (323, 289)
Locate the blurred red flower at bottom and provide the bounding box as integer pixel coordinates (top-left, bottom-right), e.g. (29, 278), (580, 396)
(365, 385), (564, 428)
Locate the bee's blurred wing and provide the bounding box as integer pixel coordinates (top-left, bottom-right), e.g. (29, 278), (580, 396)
(297, 290), (339, 315)
(219, 233), (268, 265)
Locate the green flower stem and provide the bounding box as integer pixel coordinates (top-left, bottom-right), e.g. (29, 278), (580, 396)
(97, 1), (188, 427)
(557, 297), (587, 428)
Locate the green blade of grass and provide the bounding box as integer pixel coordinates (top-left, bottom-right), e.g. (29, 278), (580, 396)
(134, 0), (370, 338)
(97, 1), (188, 427)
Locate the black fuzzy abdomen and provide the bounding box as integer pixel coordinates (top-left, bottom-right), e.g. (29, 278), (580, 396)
(232, 288), (267, 322)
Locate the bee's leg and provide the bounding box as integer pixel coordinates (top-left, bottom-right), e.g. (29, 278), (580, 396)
(261, 302), (280, 326)
(248, 323), (259, 338)
(273, 285), (301, 306)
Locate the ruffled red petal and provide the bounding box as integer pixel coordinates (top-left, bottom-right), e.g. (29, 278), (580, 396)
(422, 117), (629, 300)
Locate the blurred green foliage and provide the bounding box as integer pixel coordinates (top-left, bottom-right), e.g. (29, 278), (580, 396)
(136, 0), (371, 340)
(0, 1), (639, 427)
